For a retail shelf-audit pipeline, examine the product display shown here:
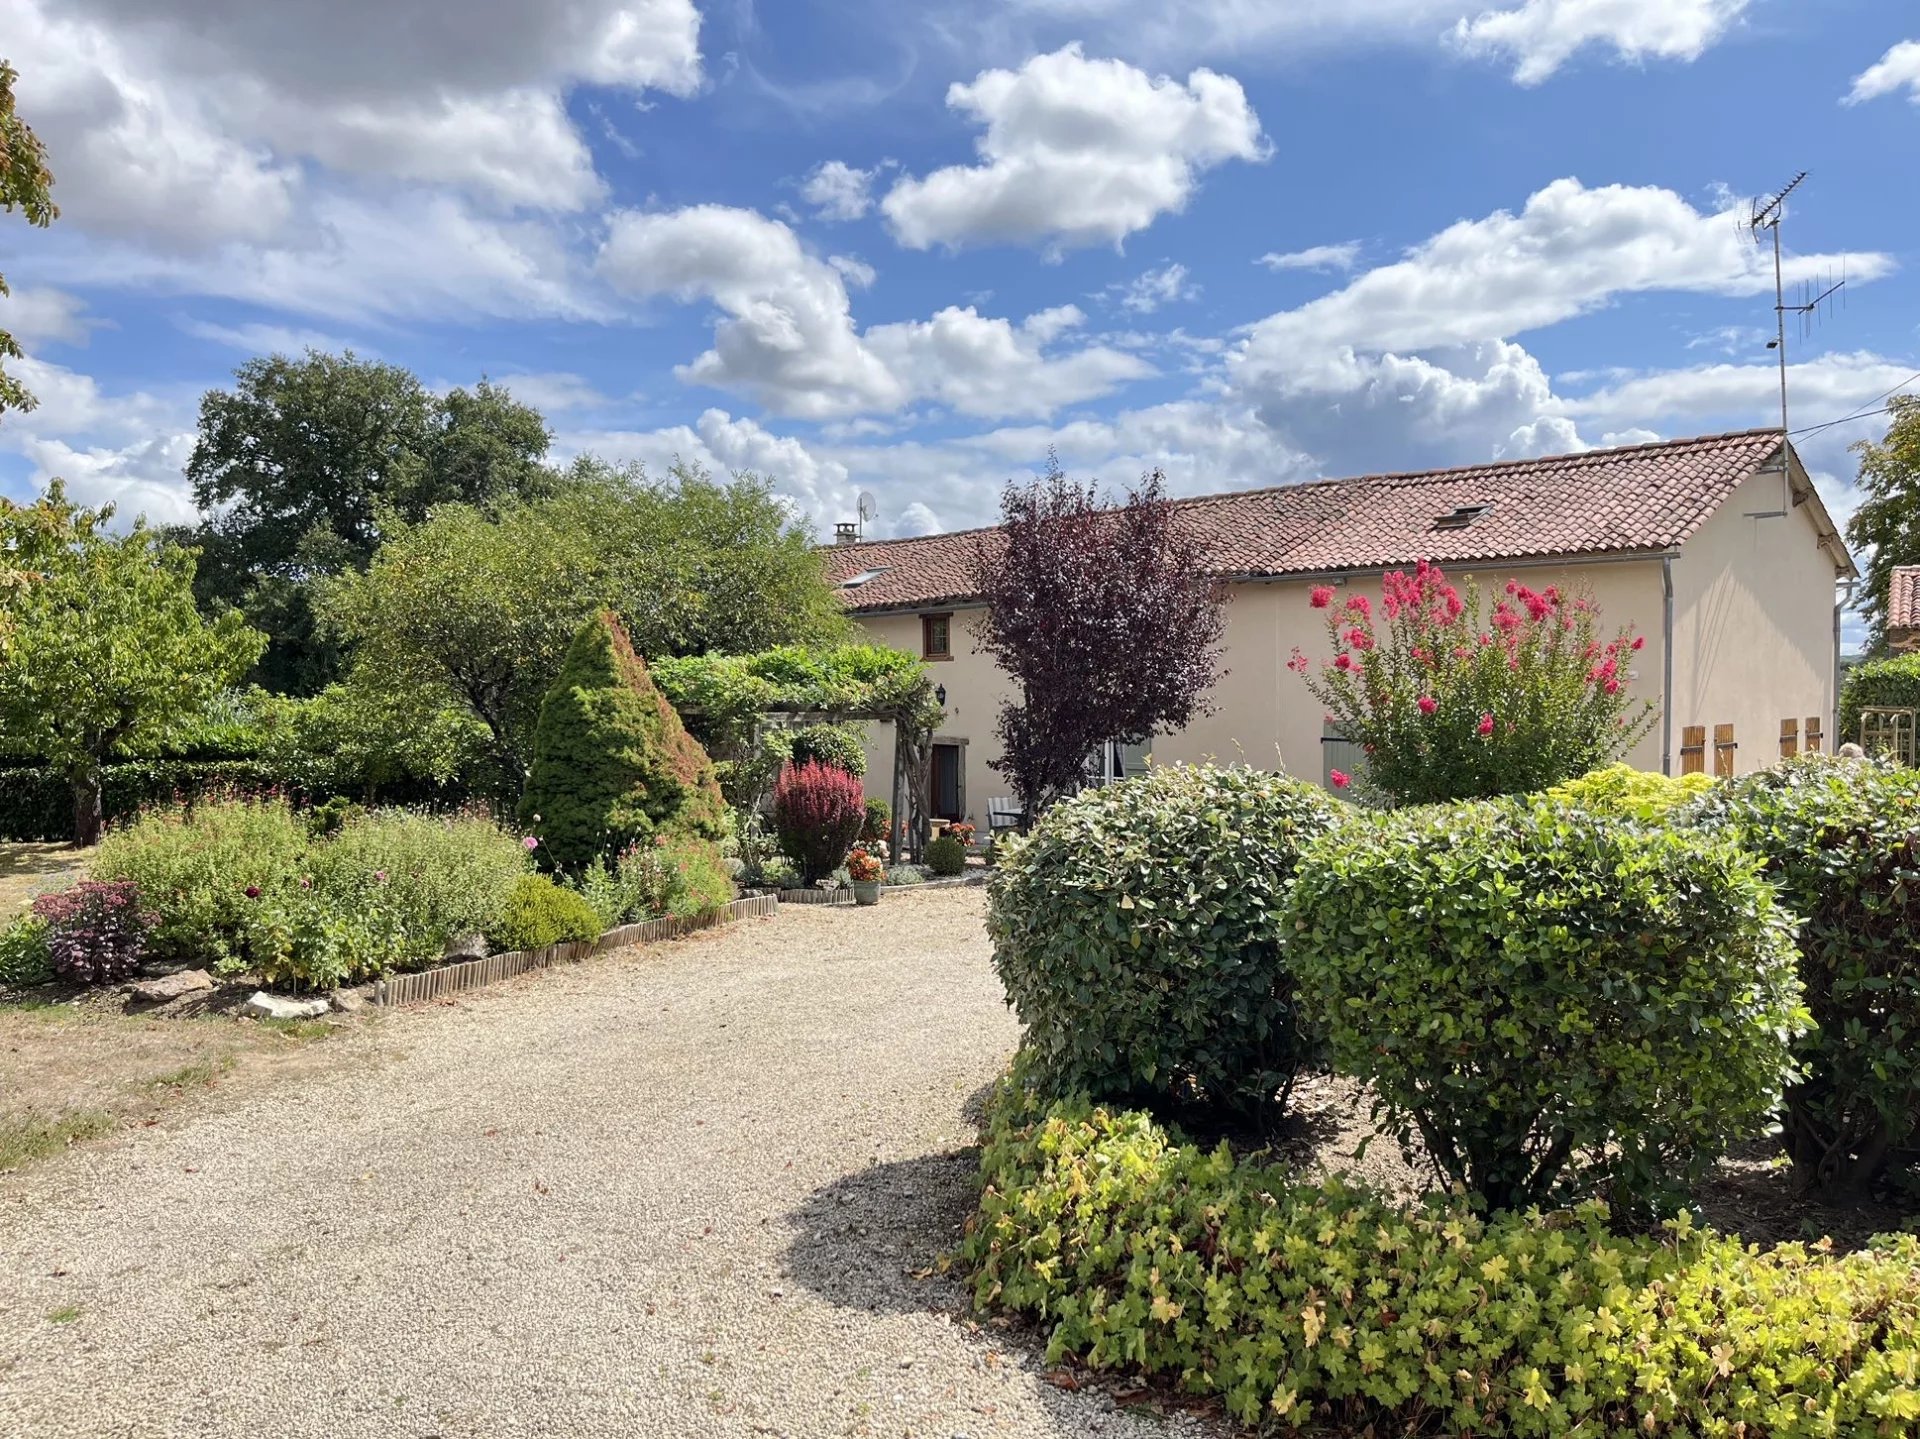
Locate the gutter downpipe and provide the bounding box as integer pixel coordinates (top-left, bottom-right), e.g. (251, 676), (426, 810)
(1835, 578), (1855, 746)
(1661, 556), (1676, 777)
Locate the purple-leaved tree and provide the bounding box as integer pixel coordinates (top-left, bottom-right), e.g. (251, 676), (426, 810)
(971, 458), (1227, 822)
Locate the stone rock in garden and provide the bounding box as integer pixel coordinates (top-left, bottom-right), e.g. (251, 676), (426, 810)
(242, 991), (330, 1021)
(131, 969), (215, 1005)
(443, 932), (489, 962)
(329, 988), (369, 1014)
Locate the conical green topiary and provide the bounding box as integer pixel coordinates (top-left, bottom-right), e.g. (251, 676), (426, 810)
(518, 611), (728, 869)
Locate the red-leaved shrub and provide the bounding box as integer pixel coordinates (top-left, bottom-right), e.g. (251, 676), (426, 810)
(33, 880), (154, 985)
(773, 760), (866, 885)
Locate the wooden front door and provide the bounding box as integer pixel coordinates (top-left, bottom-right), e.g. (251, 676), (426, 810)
(931, 743), (964, 821)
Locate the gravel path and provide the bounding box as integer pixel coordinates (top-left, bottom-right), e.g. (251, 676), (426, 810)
(0, 888), (1219, 1439)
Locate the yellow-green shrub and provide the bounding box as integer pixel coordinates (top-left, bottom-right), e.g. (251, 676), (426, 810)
(487, 874), (601, 952)
(964, 1069), (1920, 1435)
(1542, 762), (1714, 820)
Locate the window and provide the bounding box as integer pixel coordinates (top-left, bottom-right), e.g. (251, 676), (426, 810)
(1084, 739), (1151, 787)
(1433, 503), (1492, 531)
(922, 613), (952, 660)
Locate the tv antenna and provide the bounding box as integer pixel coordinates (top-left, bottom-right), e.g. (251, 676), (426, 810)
(1747, 171), (1845, 518)
(1748, 171), (1846, 437)
(856, 490), (878, 537)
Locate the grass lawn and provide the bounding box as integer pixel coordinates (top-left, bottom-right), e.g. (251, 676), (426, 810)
(0, 1002), (342, 1174)
(0, 841), (93, 919)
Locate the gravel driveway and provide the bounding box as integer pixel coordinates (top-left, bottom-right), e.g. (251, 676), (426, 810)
(0, 888), (1218, 1439)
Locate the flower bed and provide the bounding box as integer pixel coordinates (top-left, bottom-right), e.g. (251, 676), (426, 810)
(965, 1070), (1920, 1435)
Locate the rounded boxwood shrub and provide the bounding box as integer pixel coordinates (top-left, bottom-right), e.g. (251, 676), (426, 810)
(787, 723), (867, 778)
(860, 796), (890, 844)
(1285, 798), (1806, 1215)
(487, 874), (602, 953)
(965, 1068), (1920, 1435)
(1681, 755), (1920, 1199)
(988, 764), (1341, 1119)
(924, 833), (967, 877)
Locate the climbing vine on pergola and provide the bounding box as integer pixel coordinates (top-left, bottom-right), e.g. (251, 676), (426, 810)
(653, 644), (943, 859)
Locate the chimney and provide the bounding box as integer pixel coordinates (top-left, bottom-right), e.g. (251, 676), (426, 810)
(833, 521), (860, 545)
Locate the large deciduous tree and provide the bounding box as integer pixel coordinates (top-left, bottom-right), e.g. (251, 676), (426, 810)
(971, 459), (1227, 821)
(319, 460), (845, 791)
(0, 59), (58, 420)
(0, 485), (264, 845)
(177, 352), (554, 694)
(1847, 394), (1920, 654)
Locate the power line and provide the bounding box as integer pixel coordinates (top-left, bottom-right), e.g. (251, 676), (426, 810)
(1788, 370), (1920, 438)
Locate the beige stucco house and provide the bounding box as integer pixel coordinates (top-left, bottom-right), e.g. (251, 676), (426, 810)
(824, 430), (1856, 826)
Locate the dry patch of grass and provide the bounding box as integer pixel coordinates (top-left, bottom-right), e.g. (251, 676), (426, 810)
(0, 842), (92, 918)
(0, 1002), (349, 1175)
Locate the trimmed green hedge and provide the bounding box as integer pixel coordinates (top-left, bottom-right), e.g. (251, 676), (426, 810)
(988, 764), (1340, 1120)
(1840, 652), (1920, 751)
(965, 1069), (1920, 1435)
(1682, 756), (1920, 1198)
(0, 759), (281, 843)
(1285, 798), (1806, 1217)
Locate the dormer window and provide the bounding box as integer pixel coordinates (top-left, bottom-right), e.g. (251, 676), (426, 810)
(1434, 503), (1492, 531)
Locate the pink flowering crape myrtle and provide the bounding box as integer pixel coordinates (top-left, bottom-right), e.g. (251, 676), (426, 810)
(1295, 560), (1657, 804)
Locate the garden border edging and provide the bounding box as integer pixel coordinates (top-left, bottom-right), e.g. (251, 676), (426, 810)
(372, 893), (779, 1007)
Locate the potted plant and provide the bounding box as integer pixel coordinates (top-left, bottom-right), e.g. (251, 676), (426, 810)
(846, 848), (884, 906)
(947, 821), (977, 847)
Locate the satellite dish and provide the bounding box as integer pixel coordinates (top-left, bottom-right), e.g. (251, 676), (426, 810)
(857, 491), (879, 525)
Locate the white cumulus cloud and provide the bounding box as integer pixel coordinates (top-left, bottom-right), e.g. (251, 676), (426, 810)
(800, 161), (881, 221)
(1845, 40), (1920, 106)
(881, 45), (1267, 253)
(1451, 0), (1751, 85)
(597, 204), (1152, 420)
(9, 0), (704, 251)
(1257, 243), (1363, 274)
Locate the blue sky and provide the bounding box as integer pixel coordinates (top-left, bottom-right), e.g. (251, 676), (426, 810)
(3, 0), (1918, 579)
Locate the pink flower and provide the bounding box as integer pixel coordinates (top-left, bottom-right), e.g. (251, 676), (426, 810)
(1630, 635), (1646, 651)
(1477, 712), (1496, 737)
(1310, 585), (1336, 609)
(1345, 626), (1374, 651)
(1334, 652), (1354, 671)
(299, 876), (312, 889)
(374, 870), (388, 884)
(1417, 695), (1438, 715)
(1346, 595), (1372, 618)
(1504, 579), (1519, 596)
(1603, 678), (1622, 695)
(1286, 649), (1311, 674)
(1330, 769), (1352, 790)
(523, 835), (540, 851)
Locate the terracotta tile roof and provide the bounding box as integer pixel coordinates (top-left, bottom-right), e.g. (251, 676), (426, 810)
(825, 429), (1799, 613)
(1891, 567), (1920, 633)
